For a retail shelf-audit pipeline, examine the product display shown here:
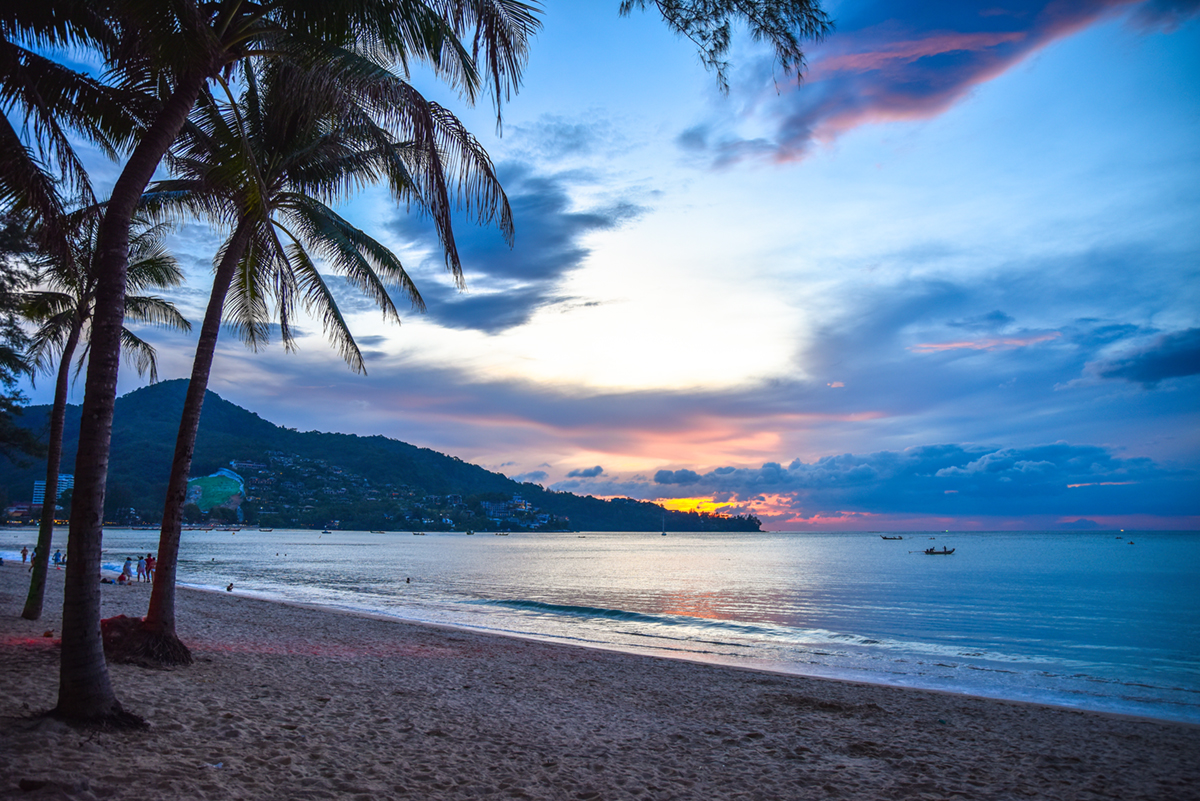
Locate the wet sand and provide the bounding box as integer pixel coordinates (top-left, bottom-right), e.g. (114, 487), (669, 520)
(1, 561), (1197, 800)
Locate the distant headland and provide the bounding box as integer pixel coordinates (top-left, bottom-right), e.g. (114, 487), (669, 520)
(0, 380), (761, 533)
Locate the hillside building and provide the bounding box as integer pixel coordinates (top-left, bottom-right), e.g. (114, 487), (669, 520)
(32, 474), (74, 505)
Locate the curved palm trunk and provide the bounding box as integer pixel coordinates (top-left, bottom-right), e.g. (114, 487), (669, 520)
(22, 314), (84, 621)
(142, 219), (254, 658)
(58, 71), (207, 723)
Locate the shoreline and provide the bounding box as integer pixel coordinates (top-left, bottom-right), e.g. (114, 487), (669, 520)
(3, 561), (1198, 800)
(183, 577), (1200, 730)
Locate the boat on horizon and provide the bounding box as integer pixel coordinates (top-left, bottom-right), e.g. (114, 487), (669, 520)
(880, 535), (903, 540)
(924, 546), (955, 555)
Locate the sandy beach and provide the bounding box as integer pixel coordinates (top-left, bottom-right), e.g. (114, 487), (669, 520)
(1, 561), (1197, 800)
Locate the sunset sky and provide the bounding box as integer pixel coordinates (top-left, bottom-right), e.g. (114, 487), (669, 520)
(25, 1), (1199, 530)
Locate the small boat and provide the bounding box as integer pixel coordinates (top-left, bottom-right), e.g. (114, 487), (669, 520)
(371, 530), (386, 534)
(924, 546), (955, 555)
(321, 530), (331, 534)
(880, 535), (903, 540)
(259, 528), (273, 532)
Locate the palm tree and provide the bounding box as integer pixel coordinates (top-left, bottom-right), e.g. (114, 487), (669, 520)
(25, 0), (821, 724)
(19, 206), (190, 622)
(128, 56), (511, 664)
(41, 0), (536, 723)
(0, 5), (145, 259)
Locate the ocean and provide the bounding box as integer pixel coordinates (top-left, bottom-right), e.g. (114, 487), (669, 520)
(5, 528), (1198, 724)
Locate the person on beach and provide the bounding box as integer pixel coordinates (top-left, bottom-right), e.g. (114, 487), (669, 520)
(20, 546), (27, 564)
(52, 550), (62, 567)
(122, 557), (134, 582)
(28, 547), (36, 572)
(146, 554), (156, 581)
(137, 555), (147, 582)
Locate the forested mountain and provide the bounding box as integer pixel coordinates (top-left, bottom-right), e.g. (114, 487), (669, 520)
(0, 380), (761, 532)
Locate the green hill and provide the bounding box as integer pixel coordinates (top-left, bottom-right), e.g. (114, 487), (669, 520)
(0, 380), (761, 532)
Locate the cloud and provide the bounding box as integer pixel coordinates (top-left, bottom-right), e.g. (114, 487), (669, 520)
(1130, 0), (1200, 29)
(910, 331), (1061, 353)
(948, 310), (1016, 331)
(553, 442), (1196, 520)
(653, 469), (702, 485)
(389, 157), (645, 334)
(511, 470), (549, 484)
(566, 465), (605, 478)
(1093, 328), (1200, 387)
(687, 0), (1198, 165)
(507, 116), (612, 160)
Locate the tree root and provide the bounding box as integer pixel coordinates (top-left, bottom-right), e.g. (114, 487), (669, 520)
(101, 614), (194, 667)
(48, 706), (148, 730)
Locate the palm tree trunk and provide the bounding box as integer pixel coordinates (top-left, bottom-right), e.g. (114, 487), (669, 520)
(142, 218), (254, 658)
(57, 70), (207, 723)
(22, 314), (84, 621)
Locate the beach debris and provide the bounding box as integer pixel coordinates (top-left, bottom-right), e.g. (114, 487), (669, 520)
(200, 762), (224, 770)
(42, 630), (53, 638)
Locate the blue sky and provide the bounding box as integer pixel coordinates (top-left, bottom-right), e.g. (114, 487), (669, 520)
(24, 1), (1200, 529)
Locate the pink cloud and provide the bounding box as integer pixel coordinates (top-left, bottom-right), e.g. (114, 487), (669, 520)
(813, 30), (1028, 76)
(694, 1), (1191, 165)
(910, 331), (1061, 352)
(1066, 480), (1136, 487)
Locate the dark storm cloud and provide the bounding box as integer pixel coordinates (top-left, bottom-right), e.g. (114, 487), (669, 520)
(566, 465), (605, 478)
(389, 163), (645, 333)
(1094, 328), (1200, 387)
(688, 0), (1198, 165)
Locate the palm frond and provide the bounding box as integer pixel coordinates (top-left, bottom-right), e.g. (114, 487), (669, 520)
(118, 326), (158, 382)
(123, 294), (191, 333)
(281, 236), (366, 374)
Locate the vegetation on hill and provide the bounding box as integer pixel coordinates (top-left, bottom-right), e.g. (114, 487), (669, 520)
(0, 380), (761, 532)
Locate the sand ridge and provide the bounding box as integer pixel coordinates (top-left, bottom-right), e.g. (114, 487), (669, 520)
(1, 561), (1197, 800)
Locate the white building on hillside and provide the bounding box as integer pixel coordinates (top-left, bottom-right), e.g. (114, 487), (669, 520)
(33, 474), (74, 505)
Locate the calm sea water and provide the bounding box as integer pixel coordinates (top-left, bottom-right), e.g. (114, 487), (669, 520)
(4, 528), (1198, 723)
